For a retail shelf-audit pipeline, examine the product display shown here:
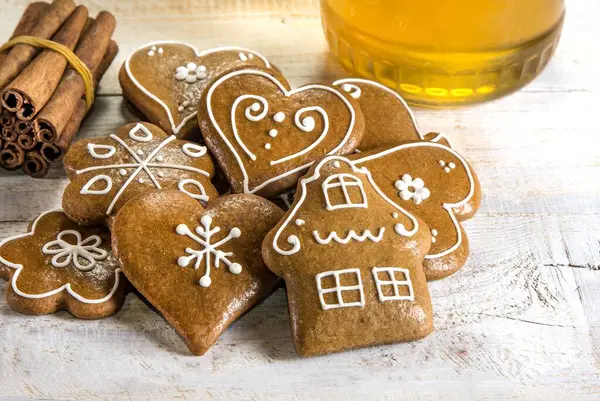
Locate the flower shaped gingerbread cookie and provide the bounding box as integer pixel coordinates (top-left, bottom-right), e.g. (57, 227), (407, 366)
(351, 142), (482, 280)
(0, 210), (126, 318)
(112, 190), (284, 355)
(119, 41), (279, 139)
(62, 122), (218, 226)
(198, 69), (365, 198)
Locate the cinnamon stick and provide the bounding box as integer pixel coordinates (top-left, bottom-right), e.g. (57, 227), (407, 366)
(22, 150), (48, 177)
(0, 110), (15, 129)
(17, 133), (37, 150)
(0, 2), (49, 70)
(0, 0), (77, 91)
(44, 40), (118, 161)
(34, 11), (116, 143)
(13, 119), (33, 134)
(2, 6), (89, 120)
(1, 127), (17, 142)
(0, 142), (25, 170)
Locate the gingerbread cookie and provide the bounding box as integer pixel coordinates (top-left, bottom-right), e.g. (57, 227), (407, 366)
(62, 122), (218, 226)
(333, 78), (450, 150)
(262, 155), (432, 356)
(198, 68), (365, 198)
(0, 210), (126, 318)
(112, 190), (283, 355)
(119, 42), (279, 139)
(351, 142), (481, 280)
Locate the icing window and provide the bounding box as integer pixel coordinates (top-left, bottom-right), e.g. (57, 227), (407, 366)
(315, 268), (365, 310)
(322, 173), (367, 211)
(372, 267), (414, 302)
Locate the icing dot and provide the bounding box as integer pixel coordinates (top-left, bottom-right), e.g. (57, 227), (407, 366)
(432, 229), (438, 236)
(198, 65), (206, 72)
(265, 143), (271, 150)
(199, 276), (212, 287)
(178, 106), (184, 112)
(229, 263), (242, 274)
(156, 155), (164, 162)
(295, 219), (305, 226)
(138, 178), (144, 184)
(157, 171), (165, 178)
(176, 224), (187, 235)
(119, 169), (127, 176)
(230, 227), (241, 238)
(449, 162), (456, 169)
(157, 47), (164, 54)
(392, 212), (399, 219)
(439, 160), (446, 167)
(147, 50), (155, 56)
(248, 54), (254, 59)
(183, 100), (190, 107)
(250, 102), (261, 112)
(186, 62), (197, 70)
(136, 149), (144, 156)
(273, 112), (285, 122)
(197, 72), (207, 80)
(239, 52), (248, 61)
(444, 167), (451, 173)
(268, 129), (278, 138)
(333, 161), (341, 168)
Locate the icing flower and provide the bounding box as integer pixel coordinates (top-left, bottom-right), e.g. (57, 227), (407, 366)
(42, 230), (108, 272)
(175, 62), (207, 84)
(394, 174), (430, 205)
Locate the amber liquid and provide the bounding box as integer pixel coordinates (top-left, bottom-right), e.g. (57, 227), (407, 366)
(321, 0), (565, 106)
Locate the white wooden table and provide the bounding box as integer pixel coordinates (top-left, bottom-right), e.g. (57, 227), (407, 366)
(1, 1), (599, 399)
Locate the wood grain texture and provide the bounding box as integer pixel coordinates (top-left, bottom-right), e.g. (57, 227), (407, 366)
(1, 0), (600, 400)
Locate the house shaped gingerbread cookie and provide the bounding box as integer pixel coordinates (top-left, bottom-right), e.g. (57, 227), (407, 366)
(262, 155), (433, 356)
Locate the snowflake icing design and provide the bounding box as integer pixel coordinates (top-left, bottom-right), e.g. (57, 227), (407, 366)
(176, 215), (242, 288)
(175, 62), (207, 84)
(78, 124), (210, 215)
(394, 174), (431, 205)
(42, 230), (108, 272)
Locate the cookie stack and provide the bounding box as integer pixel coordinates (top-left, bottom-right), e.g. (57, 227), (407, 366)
(0, 42), (481, 357)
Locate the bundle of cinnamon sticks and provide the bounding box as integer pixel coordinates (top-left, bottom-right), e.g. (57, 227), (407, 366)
(0, 0), (118, 177)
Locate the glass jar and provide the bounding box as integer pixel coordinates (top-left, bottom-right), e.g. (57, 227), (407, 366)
(321, 0), (565, 106)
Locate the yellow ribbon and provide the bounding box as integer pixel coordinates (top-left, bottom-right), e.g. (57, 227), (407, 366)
(0, 35), (94, 111)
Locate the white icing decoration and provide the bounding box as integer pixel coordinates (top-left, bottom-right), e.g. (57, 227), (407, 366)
(136, 149), (144, 156)
(147, 45), (163, 57)
(316, 268), (365, 310)
(272, 156), (419, 255)
(323, 173), (367, 211)
(265, 143), (271, 150)
(372, 267), (414, 302)
(80, 175), (112, 195)
(353, 142), (475, 259)
(239, 52), (248, 61)
(392, 212), (399, 218)
(333, 161), (341, 168)
(176, 215), (242, 288)
(268, 129), (278, 138)
(76, 123), (210, 215)
(182, 143), (207, 158)
(158, 47), (163, 54)
(175, 62), (207, 83)
(125, 42), (271, 135)
(439, 160), (445, 166)
(207, 70), (356, 194)
(178, 106), (184, 112)
(87, 143), (116, 159)
(277, 189), (296, 209)
(119, 169), (127, 176)
(129, 123), (153, 142)
(231, 94), (269, 161)
(313, 228), (385, 245)
(178, 178), (209, 202)
(440, 160), (457, 174)
(341, 83), (362, 99)
(394, 174), (431, 205)
(42, 230), (107, 272)
(431, 229), (438, 243)
(0, 210), (121, 304)
(295, 219), (305, 226)
(158, 171), (165, 178)
(449, 162), (456, 168)
(273, 111), (285, 122)
(138, 178), (144, 184)
(156, 155), (164, 162)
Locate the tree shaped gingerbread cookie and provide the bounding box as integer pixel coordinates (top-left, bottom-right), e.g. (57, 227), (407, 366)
(62, 122), (218, 226)
(112, 190), (284, 356)
(262, 155), (433, 356)
(198, 68), (365, 197)
(120, 42), (281, 139)
(0, 210), (126, 319)
(351, 142), (481, 280)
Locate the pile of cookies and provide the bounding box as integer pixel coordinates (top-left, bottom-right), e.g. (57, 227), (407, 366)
(0, 42), (481, 357)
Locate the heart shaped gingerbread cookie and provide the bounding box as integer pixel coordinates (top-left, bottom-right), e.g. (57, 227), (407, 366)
(119, 42), (279, 139)
(198, 69), (365, 197)
(112, 190), (283, 355)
